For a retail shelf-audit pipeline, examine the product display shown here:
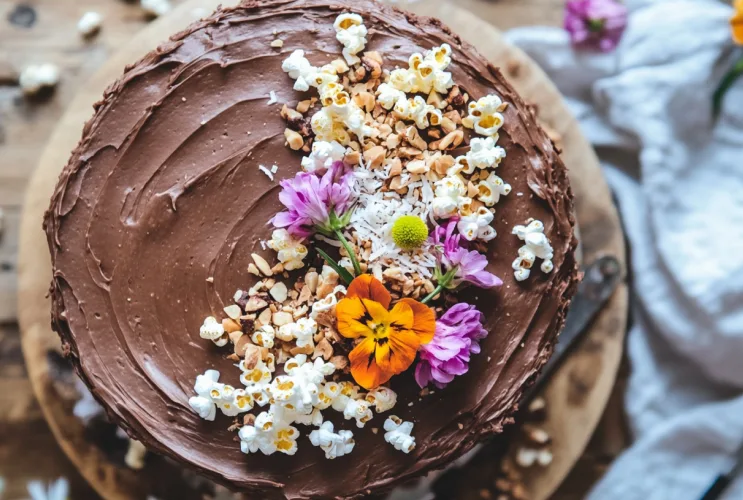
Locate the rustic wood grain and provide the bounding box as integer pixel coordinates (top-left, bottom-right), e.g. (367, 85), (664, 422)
(6, 0), (629, 499)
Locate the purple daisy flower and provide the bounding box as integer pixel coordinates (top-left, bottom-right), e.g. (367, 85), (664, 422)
(271, 161), (355, 238)
(564, 0), (628, 52)
(415, 303), (489, 389)
(431, 219), (502, 290)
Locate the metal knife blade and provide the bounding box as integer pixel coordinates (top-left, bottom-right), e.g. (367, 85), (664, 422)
(520, 254), (623, 405)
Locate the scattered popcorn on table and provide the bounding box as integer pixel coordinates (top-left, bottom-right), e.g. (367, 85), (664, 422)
(19, 64), (60, 96)
(512, 219), (554, 281)
(77, 12), (102, 38)
(309, 421), (355, 459)
(384, 415), (416, 453)
(141, 0), (171, 17)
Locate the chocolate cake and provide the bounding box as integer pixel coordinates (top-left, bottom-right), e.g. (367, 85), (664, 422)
(44, 1), (579, 498)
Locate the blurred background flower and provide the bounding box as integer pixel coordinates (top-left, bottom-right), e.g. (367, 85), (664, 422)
(564, 0), (628, 52)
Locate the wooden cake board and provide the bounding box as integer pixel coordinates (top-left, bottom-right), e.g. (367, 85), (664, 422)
(17, 0), (629, 498)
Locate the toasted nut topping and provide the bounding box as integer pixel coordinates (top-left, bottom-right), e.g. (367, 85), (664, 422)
(272, 311), (293, 326)
(223, 304), (242, 320)
(284, 128), (304, 150)
(269, 282), (288, 303)
(438, 129), (464, 150)
(363, 145), (387, 169)
(222, 318), (242, 334)
(244, 296), (268, 313)
(251, 253), (273, 276)
(270, 39), (284, 48)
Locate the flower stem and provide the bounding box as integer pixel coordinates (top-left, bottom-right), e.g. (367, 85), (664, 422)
(713, 54), (743, 118)
(421, 284), (446, 305)
(334, 229), (362, 277)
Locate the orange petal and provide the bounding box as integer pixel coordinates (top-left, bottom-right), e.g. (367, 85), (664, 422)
(383, 328), (421, 374)
(397, 298), (437, 344)
(336, 297), (373, 339)
(349, 337), (392, 390)
(388, 301), (414, 331)
(346, 274), (391, 309)
(733, 1), (743, 45)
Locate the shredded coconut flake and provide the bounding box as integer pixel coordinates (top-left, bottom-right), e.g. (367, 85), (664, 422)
(270, 164), (279, 174)
(267, 91), (278, 105)
(259, 164), (275, 181)
(349, 162), (436, 278)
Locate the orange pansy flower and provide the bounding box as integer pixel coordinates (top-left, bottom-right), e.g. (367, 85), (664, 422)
(336, 275), (436, 390)
(734, 0), (743, 45)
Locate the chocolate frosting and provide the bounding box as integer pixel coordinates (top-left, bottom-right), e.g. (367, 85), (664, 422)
(44, 1), (579, 498)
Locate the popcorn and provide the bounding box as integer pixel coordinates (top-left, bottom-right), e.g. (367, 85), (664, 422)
(456, 137), (506, 174)
(343, 399), (374, 428)
(301, 140), (347, 173)
(276, 317), (317, 348)
(310, 285), (346, 320)
(466, 95), (506, 139)
(376, 83), (406, 110)
(311, 108), (336, 142)
(270, 355), (335, 415)
(291, 407), (324, 427)
(432, 175), (467, 218)
(457, 207), (496, 242)
(384, 415), (416, 453)
(238, 410), (299, 456)
(239, 359), (272, 388)
(333, 14), (367, 65)
(387, 44), (454, 95)
(199, 316), (226, 346)
(267, 229), (308, 271)
(282, 50), (314, 91)
(188, 370), (250, 420)
(77, 12), (102, 37)
(252, 325), (275, 349)
(19, 64), (60, 96)
(477, 172), (511, 206)
(512, 219), (554, 281)
(315, 381), (343, 410)
(393, 96), (442, 129)
(365, 386), (397, 413)
(309, 421), (355, 459)
(331, 381), (360, 412)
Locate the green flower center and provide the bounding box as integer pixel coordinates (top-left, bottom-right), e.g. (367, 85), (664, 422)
(391, 216), (429, 250)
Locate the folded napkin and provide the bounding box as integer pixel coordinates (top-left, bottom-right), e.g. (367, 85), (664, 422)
(505, 0), (743, 497)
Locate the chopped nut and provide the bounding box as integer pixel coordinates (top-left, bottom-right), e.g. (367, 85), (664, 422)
(244, 296), (268, 313)
(290, 344), (314, 356)
(270, 39), (284, 48)
(243, 413), (256, 426)
(241, 342), (262, 367)
(363, 145), (387, 169)
(269, 282), (288, 303)
(343, 150), (361, 165)
(227, 330), (242, 344)
(448, 85), (465, 106)
(313, 338), (334, 361)
(281, 104), (303, 122)
(239, 316), (255, 334)
(354, 91), (376, 112)
(251, 253), (273, 276)
(296, 100), (312, 113)
(222, 318), (242, 334)
(444, 110), (461, 124)
(361, 55), (382, 80)
(385, 133), (400, 149)
(427, 91), (445, 109)
(405, 126), (428, 150)
(284, 128), (304, 150)
(438, 130), (464, 150)
(331, 58), (350, 74)
(272, 311), (293, 326)
(330, 355), (349, 370)
(223, 304), (242, 320)
(292, 304), (309, 320)
(441, 116), (457, 134)
(256, 308), (272, 327)
(364, 50), (383, 64)
(248, 263), (261, 276)
(388, 157), (403, 177)
(431, 154), (455, 175)
(305, 270), (319, 293)
(397, 146), (422, 159)
(406, 159), (428, 175)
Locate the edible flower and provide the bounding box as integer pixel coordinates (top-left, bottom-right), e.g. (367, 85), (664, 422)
(272, 161), (362, 278)
(415, 303), (488, 389)
(424, 219), (502, 303)
(391, 215), (429, 250)
(564, 0), (628, 52)
(713, 1), (743, 116)
(733, 0), (743, 45)
(336, 275), (436, 390)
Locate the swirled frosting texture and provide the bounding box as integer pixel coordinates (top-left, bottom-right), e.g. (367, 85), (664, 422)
(44, 1), (579, 498)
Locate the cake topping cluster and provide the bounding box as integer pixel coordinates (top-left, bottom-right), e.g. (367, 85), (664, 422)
(189, 12), (555, 460)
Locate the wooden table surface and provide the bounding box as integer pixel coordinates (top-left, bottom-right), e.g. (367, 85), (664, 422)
(0, 0), (628, 498)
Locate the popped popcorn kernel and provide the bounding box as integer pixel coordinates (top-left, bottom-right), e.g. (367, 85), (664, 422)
(333, 14), (367, 65)
(267, 229), (308, 271)
(309, 421), (355, 459)
(301, 140), (347, 173)
(384, 415), (416, 453)
(457, 207), (496, 242)
(466, 95), (506, 139)
(365, 386), (397, 413)
(477, 172), (511, 207)
(512, 219), (554, 281)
